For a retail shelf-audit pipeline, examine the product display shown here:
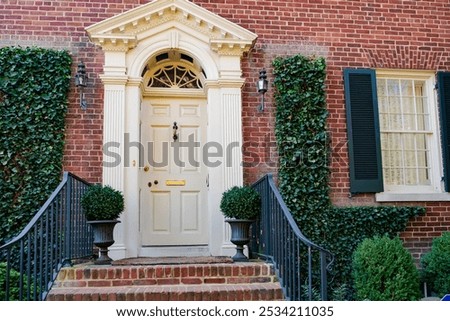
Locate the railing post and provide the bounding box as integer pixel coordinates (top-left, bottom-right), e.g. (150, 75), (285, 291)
(63, 174), (72, 267)
(263, 174), (271, 257)
(5, 251), (11, 301)
(320, 251), (328, 301)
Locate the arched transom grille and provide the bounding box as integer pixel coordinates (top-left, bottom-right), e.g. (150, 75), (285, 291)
(147, 63), (203, 89)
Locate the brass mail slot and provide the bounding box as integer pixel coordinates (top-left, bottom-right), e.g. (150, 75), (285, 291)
(166, 180), (186, 186)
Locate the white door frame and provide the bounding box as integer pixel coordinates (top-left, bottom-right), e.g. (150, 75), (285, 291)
(86, 0), (257, 259)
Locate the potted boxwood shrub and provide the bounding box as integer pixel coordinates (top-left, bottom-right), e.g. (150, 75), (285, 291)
(220, 185), (261, 261)
(81, 184), (124, 265)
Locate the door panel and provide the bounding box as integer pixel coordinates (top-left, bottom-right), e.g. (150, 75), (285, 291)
(152, 191), (171, 232)
(181, 191), (200, 231)
(140, 98), (207, 246)
(179, 125), (201, 173)
(150, 126), (170, 172)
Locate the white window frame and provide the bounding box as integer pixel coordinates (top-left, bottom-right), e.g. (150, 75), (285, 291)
(375, 69), (450, 202)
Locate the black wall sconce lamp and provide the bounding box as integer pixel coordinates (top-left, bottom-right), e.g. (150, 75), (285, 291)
(257, 69), (268, 112)
(75, 61), (88, 110)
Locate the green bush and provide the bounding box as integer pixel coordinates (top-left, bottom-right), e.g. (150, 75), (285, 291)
(0, 262), (23, 300)
(81, 185), (125, 221)
(352, 236), (421, 301)
(220, 186), (261, 220)
(421, 232), (450, 298)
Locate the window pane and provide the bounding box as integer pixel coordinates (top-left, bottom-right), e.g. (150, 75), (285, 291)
(415, 81), (426, 130)
(379, 98), (389, 131)
(401, 79), (413, 96)
(416, 134), (430, 185)
(381, 133), (403, 185)
(387, 79), (400, 96)
(389, 96), (402, 130)
(404, 134), (417, 185)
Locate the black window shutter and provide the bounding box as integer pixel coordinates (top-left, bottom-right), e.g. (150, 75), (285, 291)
(437, 71), (450, 192)
(344, 69), (383, 193)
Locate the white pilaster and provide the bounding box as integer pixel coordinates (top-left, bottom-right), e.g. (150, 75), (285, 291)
(102, 83), (126, 190)
(221, 87), (245, 255)
(100, 54), (128, 259)
(222, 89), (244, 188)
(123, 78), (143, 258)
(205, 82), (223, 256)
(206, 80), (245, 256)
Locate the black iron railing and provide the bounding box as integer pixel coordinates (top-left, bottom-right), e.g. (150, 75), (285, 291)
(0, 172), (93, 301)
(251, 174), (334, 301)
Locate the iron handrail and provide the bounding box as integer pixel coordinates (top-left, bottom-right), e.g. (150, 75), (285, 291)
(251, 174), (334, 300)
(0, 172), (94, 301)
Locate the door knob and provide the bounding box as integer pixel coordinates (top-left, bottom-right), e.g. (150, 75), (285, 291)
(154, 180), (159, 185)
(148, 182), (152, 188)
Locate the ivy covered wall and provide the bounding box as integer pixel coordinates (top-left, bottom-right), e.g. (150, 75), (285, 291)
(273, 54), (425, 297)
(0, 47), (72, 245)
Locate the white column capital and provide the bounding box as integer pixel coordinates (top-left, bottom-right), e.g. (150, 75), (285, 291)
(127, 77), (144, 87)
(204, 79), (245, 90)
(100, 75), (129, 86)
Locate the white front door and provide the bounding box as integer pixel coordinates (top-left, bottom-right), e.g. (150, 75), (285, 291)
(139, 97), (208, 250)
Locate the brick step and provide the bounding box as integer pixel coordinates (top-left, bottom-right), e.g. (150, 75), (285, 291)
(47, 261), (284, 301)
(52, 262), (277, 288)
(46, 283), (283, 301)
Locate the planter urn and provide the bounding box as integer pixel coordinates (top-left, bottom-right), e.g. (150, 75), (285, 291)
(225, 219), (255, 262)
(87, 219), (120, 265)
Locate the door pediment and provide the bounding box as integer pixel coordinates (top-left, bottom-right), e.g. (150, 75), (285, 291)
(86, 0), (257, 55)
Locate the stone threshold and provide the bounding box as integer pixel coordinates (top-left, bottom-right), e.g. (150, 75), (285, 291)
(111, 256), (234, 266)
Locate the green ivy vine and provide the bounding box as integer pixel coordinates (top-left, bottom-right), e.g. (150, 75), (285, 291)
(273, 54), (330, 240)
(273, 54), (425, 298)
(0, 47), (72, 246)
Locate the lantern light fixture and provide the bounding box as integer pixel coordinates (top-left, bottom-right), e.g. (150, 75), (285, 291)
(75, 61), (88, 110)
(257, 69), (268, 111)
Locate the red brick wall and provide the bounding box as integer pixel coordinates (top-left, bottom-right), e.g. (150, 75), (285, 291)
(2, 0), (450, 261)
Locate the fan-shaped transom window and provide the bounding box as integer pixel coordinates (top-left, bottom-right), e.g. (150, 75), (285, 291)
(148, 64), (203, 89)
(144, 51), (205, 90)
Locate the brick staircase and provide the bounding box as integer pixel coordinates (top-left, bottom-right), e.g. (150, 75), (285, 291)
(46, 259), (284, 301)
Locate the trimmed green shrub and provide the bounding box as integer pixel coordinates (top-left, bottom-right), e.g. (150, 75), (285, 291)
(421, 232), (450, 298)
(352, 236), (421, 301)
(0, 47), (72, 246)
(220, 186), (261, 220)
(81, 185), (125, 221)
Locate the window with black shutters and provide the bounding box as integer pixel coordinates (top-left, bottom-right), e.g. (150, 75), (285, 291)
(344, 69), (450, 200)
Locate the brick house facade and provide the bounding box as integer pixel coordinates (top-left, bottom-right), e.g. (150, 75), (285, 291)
(2, 0), (450, 261)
